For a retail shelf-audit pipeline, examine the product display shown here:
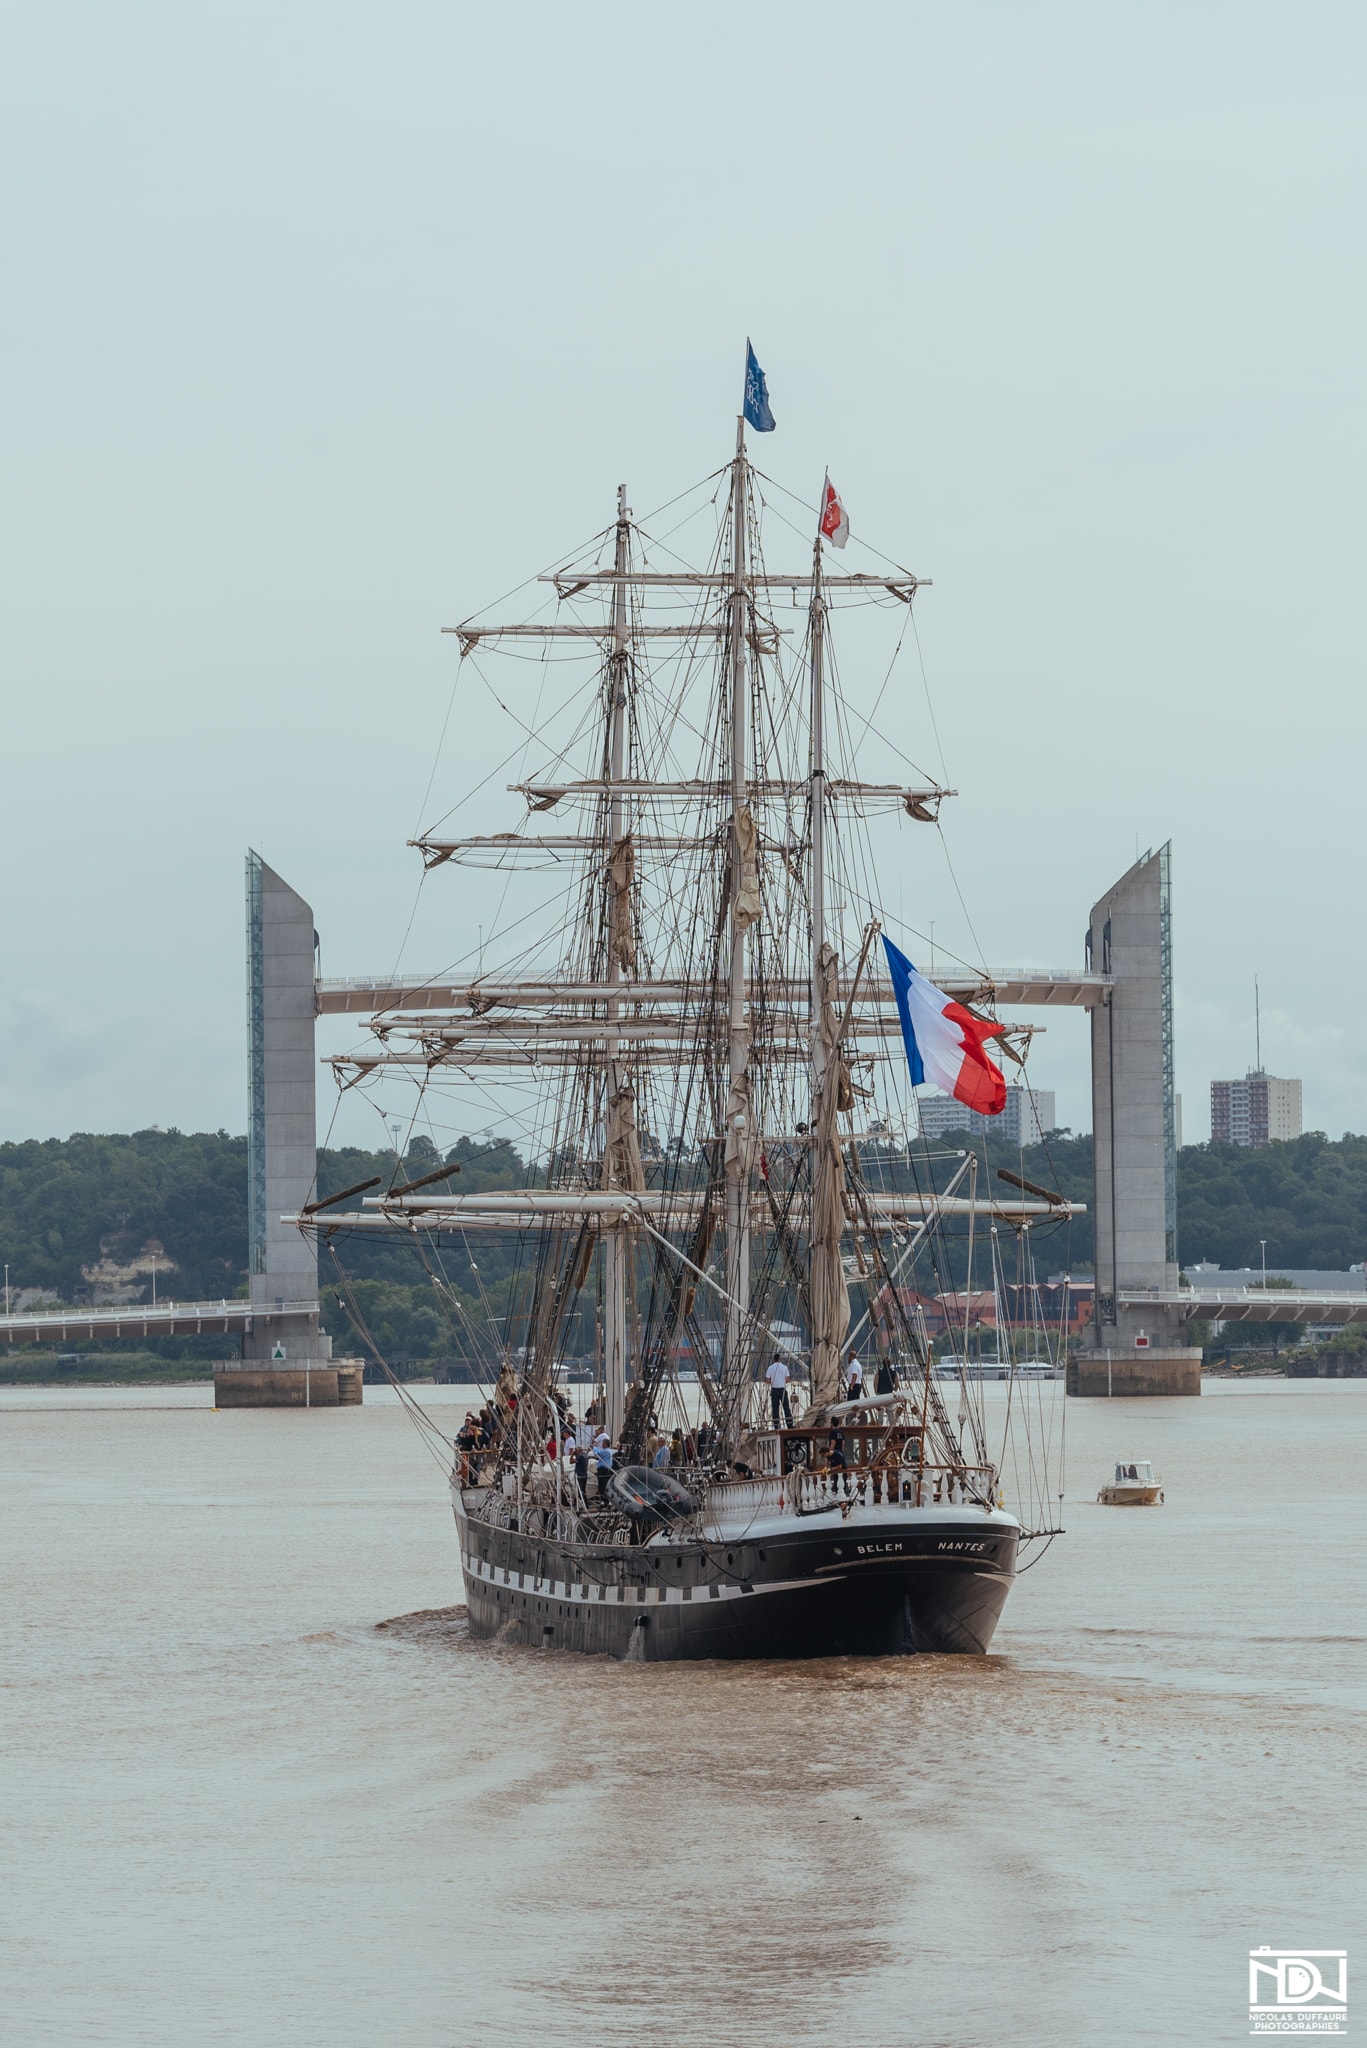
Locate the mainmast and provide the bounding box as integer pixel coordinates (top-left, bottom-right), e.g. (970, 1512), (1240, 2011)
(722, 421), (752, 1443)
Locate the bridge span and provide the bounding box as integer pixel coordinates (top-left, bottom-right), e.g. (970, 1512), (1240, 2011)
(0, 1298), (319, 1346)
(1120, 1288), (1367, 1328)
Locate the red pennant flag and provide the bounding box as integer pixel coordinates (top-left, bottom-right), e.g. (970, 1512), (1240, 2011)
(819, 473), (849, 549)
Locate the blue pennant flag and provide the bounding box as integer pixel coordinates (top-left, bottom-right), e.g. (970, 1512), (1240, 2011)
(743, 340), (776, 433)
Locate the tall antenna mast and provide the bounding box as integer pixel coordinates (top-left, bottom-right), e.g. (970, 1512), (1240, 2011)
(1255, 975), (1261, 1073)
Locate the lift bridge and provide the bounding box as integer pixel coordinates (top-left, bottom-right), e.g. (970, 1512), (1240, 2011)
(5, 845), (1359, 1399)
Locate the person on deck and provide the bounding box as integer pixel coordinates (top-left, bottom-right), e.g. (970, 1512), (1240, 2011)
(669, 1428), (686, 1467)
(845, 1352), (864, 1403)
(652, 1436), (671, 1470)
(828, 1426), (848, 1473)
(592, 1431), (615, 1501)
(765, 1353), (794, 1427)
(456, 1414), (480, 1482)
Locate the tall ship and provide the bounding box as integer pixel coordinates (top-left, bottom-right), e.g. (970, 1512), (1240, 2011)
(307, 352), (1072, 1660)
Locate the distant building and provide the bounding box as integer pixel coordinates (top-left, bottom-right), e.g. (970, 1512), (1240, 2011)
(1210, 1071), (1301, 1147)
(1184, 1261), (1363, 1292)
(871, 1279), (1094, 1345)
(915, 1086), (1056, 1147)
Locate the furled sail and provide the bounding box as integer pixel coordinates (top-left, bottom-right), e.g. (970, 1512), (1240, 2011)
(607, 833), (637, 971)
(731, 808), (761, 927)
(604, 1080), (646, 1192)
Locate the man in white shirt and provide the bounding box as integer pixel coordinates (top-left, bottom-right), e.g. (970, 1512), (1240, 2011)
(845, 1351), (864, 1403)
(765, 1353), (793, 1427)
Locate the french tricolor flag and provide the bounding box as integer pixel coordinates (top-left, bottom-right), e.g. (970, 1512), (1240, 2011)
(883, 935), (1008, 1117)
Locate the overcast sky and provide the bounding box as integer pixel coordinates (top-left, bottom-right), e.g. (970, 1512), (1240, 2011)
(2, 2), (1363, 1151)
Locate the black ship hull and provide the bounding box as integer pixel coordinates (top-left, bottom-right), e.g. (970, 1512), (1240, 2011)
(455, 1500), (1016, 1660)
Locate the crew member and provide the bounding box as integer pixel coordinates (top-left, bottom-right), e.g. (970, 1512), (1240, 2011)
(455, 1413), (480, 1483)
(765, 1352), (794, 1427)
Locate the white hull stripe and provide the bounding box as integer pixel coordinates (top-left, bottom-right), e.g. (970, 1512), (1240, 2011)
(460, 1552), (829, 1606)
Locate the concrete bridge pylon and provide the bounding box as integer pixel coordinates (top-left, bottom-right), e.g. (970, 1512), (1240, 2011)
(216, 853), (358, 1407)
(1075, 842), (1202, 1396)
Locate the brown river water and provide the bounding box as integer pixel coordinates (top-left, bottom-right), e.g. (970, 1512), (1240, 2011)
(2, 1378), (1363, 2047)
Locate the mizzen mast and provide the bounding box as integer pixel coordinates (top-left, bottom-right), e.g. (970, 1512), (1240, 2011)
(806, 526), (850, 1409)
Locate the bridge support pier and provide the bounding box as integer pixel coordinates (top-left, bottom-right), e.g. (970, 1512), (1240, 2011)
(1080, 843), (1201, 1395)
(1067, 1350), (1201, 1397)
(216, 1361), (363, 1407)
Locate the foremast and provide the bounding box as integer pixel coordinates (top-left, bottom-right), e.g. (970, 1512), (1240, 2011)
(602, 482), (635, 1440)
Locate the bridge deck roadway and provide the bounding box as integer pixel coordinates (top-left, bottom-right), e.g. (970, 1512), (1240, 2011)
(0, 1299), (321, 1345)
(1121, 1288), (1367, 1326)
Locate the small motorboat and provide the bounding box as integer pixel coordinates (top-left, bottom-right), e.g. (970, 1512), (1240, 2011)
(1098, 1460), (1164, 1505)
